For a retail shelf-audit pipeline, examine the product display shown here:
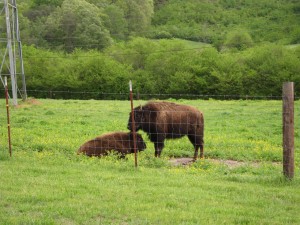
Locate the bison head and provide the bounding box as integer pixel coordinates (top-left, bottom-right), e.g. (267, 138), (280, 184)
(127, 105), (144, 131)
(136, 133), (147, 151)
(129, 132), (146, 152)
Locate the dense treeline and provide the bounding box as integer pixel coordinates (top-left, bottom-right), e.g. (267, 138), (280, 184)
(4, 0), (300, 98)
(23, 39), (300, 98)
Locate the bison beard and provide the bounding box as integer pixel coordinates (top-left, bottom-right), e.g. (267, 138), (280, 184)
(77, 132), (146, 157)
(127, 101), (204, 159)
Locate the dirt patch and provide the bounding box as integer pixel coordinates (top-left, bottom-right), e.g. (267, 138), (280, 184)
(209, 159), (248, 168)
(15, 98), (42, 108)
(169, 157), (281, 168)
(169, 158), (195, 166)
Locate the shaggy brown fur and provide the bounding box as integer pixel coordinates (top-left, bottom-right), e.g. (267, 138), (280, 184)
(77, 132), (146, 157)
(127, 101), (204, 159)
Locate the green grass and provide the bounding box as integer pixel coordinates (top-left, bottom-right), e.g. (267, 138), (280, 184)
(152, 38), (212, 49)
(0, 99), (299, 224)
(287, 44), (300, 49)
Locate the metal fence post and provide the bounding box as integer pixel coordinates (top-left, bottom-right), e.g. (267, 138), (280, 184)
(129, 81), (138, 167)
(5, 76), (12, 157)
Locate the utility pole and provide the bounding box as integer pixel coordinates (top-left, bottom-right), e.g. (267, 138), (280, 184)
(0, 0), (27, 106)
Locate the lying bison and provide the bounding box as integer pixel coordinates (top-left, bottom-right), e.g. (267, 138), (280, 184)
(127, 101), (204, 159)
(77, 132), (146, 157)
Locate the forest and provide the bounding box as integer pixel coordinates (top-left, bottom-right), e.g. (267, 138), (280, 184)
(3, 0), (300, 98)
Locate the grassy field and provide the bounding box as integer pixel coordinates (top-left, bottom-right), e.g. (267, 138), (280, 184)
(0, 98), (299, 224)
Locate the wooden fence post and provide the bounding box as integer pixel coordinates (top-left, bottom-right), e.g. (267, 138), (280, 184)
(282, 82), (294, 179)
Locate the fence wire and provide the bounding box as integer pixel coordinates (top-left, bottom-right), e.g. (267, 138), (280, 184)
(2, 88), (298, 101)
(0, 91), (299, 165)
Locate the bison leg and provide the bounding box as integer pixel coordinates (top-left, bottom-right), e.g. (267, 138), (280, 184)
(193, 146), (199, 160)
(154, 142), (164, 157)
(188, 135), (204, 160)
(150, 134), (165, 157)
(200, 144), (204, 159)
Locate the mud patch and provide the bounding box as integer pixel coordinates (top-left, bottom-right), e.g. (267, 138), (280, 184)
(169, 157), (281, 168)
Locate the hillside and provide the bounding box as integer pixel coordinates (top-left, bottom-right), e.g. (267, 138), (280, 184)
(151, 0), (300, 47)
(16, 0), (300, 51)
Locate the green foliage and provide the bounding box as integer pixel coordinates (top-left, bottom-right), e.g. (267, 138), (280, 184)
(242, 44), (300, 95)
(33, 0), (63, 6)
(16, 1), (300, 97)
(105, 39), (300, 96)
(22, 40), (300, 97)
(115, 0), (154, 35)
(151, 0), (299, 45)
(20, 0), (299, 50)
(224, 30), (254, 50)
(103, 4), (128, 40)
(23, 46), (132, 99)
(42, 0), (112, 52)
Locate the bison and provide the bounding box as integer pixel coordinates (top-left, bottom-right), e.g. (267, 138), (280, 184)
(127, 101), (204, 159)
(77, 132), (146, 157)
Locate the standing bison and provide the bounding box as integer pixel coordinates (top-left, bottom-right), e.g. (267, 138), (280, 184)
(77, 132), (146, 157)
(127, 101), (204, 159)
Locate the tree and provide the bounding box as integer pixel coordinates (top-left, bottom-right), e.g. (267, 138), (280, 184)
(33, 0), (63, 6)
(224, 30), (254, 51)
(104, 5), (128, 40)
(115, 0), (154, 35)
(43, 0), (112, 52)
(242, 44), (300, 95)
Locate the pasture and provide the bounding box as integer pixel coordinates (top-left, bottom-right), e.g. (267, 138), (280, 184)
(0, 99), (299, 224)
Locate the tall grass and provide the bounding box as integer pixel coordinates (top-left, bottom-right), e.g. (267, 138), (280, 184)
(0, 99), (299, 224)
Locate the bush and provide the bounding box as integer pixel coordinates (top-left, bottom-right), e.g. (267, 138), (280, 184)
(224, 30), (254, 51)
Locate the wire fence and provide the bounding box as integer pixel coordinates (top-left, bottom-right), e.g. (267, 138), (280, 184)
(0, 90), (299, 171)
(2, 89), (298, 101)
